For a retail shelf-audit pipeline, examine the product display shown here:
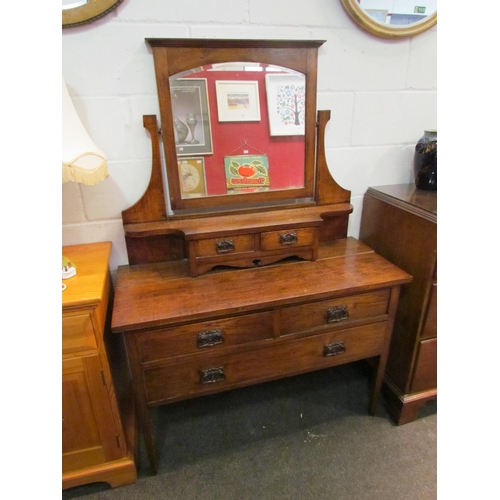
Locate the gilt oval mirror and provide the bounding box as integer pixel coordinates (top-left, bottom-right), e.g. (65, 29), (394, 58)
(62, 0), (123, 28)
(340, 0), (437, 39)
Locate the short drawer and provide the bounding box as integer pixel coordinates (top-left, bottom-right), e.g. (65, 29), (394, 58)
(280, 290), (390, 336)
(143, 322), (387, 405)
(62, 313), (97, 355)
(137, 311), (274, 364)
(260, 227), (317, 251)
(193, 234), (255, 258)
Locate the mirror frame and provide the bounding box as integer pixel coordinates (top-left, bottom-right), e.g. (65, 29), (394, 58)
(146, 38), (325, 213)
(340, 0), (437, 39)
(62, 0), (123, 29)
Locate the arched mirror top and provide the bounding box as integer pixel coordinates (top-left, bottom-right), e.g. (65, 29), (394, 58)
(340, 0), (437, 39)
(146, 39), (325, 214)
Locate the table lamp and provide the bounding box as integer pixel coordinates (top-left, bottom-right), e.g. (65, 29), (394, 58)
(62, 77), (109, 282)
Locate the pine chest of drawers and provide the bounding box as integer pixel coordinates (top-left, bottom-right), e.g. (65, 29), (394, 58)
(62, 242), (137, 489)
(112, 238), (411, 473)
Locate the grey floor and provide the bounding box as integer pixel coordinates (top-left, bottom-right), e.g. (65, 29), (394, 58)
(62, 361), (437, 500)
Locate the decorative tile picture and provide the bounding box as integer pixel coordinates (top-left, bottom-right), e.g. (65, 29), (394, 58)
(224, 155), (269, 194)
(265, 73), (306, 136)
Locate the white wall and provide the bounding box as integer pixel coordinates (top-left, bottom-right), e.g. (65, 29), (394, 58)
(62, 0), (437, 274)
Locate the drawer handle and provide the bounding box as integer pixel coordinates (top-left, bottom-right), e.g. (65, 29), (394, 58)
(200, 367), (226, 384)
(216, 240), (235, 253)
(280, 232), (298, 245)
(197, 329), (224, 348)
(325, 305), (349, 323)
(323, 341), (346, 357)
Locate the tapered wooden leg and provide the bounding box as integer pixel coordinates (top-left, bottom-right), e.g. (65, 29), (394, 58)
(137, 401), (158, 474)
(124, 334), (158, 474)
(369, 357), (383, 415)
(369, 286), (401, 415)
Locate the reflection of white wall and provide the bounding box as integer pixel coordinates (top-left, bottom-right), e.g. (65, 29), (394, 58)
(360, 0), (437, 16)
(62, 0), (437, 275)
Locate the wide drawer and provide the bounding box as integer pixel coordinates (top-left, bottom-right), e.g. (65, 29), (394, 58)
(193, 234), (255, 258)
(410, 338), (437, 392)
(280, 289), (390, 336)
(260, 227), (317, 251)
(421, 283), (437, 340)
(143, 321), (387, 405)
(62, 313), (97, 355)
(137, 311), (274, 364)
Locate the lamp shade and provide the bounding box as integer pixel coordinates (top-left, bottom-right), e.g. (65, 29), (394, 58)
(62, 77), (108, 185)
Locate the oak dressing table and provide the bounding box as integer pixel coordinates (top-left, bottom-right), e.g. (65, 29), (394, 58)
(111, 39), (412, 473)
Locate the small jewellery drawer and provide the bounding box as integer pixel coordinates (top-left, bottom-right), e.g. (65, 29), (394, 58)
(143, 322), (387, 405)
(62, 313), (97, 355)
(260, 227), (317, 251)
(193, 234), (255, 258)
(137, 311), (274, 364)
(280, 290), (390, 336)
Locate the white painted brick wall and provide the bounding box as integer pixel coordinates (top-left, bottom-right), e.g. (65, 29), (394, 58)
(62, 0), (437, 274)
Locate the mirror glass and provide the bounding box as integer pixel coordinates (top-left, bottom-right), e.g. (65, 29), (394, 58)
(169, 63), (306, 200)
(358, 0), (436, 26)
(62, 0), (88, 9)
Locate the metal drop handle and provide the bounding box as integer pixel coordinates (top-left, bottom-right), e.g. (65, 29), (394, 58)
(325, 305), (349, 323)
(197, 329), (224, 348)
(200, 367), (226, 384)
(216, 240), (235, 253)
(280, 232), (298, 245)
(323, 341), (345, 357)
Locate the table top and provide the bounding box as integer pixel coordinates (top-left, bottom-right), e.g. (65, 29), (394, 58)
(367, 184), (436, 218)
(62, 241), (111, 309)
(111, 238), (412, 333)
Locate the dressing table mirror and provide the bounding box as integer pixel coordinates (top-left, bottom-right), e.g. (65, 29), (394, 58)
(123, 39), (353, 276)
(340, 0), (437, 39)
(112, 38), (412, 474)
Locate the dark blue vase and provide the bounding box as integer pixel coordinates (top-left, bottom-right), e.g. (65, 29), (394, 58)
(413, 130), (437, 191)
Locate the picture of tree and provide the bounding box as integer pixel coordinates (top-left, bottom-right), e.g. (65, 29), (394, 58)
(275, 82), (305, 127)
(265, 74), (306, 136)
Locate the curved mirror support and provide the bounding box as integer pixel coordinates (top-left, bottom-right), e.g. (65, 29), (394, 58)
(170, 63), (306, 201)
(62, 0), (123, 28)
(340, 0), (436, 39)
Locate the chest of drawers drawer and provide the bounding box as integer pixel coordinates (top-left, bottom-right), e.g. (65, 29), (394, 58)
(136, 311), (274, 364)
(143, 322), (388, 405)
(62, 313), (97, 355)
